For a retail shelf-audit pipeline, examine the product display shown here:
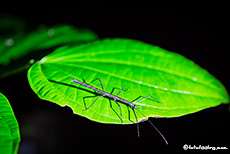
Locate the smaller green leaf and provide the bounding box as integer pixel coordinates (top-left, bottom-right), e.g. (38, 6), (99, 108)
(0, 93), (20, 154)
(0, 24), (98, 65)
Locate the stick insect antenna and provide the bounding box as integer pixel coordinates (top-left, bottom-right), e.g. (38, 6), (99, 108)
(135, 109), (168, 145)
(147, 118), (168, 145)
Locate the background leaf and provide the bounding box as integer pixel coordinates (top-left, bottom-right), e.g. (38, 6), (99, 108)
(0, 93), (20, 154)
(27, 38), (229, 124)
(0, 24), (98, 66)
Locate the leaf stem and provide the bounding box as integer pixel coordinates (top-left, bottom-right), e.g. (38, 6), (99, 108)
(0, 59), (35, 79)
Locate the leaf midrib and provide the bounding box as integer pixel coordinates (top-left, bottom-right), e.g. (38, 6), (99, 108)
(42, 49), (221, 93)
(46, 58), (222, 96)
(43, 62), (223, 100)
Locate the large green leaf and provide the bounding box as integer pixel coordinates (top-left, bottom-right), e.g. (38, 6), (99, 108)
(27, 38), (229, 124)
(0, 24), (98, 65)
(0, 93), (20, 154)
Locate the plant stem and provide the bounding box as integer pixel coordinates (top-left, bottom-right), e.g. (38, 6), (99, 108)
(0, 59), (35, 79)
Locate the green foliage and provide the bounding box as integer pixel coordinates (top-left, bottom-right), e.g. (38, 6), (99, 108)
(0, 24), (98, 65)
(0, 93), (20, 154)
(27, 38), (229, 124)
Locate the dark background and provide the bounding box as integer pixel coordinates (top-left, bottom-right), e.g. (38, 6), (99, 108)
(0, 4), (230, 153)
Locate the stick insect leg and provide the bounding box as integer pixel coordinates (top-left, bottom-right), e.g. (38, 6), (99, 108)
(132, 108), (140, 137)
(114, 99), (123, 123)
(89, 78), (104, 91)
(109, 99), (123, 123)
(116, 87), (125, 96)
(113, 87), (125, 123)
(83, 95), (103, 111)
(136, 95), (162, 104)
(109, 87), (126, 124)
(82, 95), (98, 110)
(110, 87), (127, 95)
(127, 106), (134, 123)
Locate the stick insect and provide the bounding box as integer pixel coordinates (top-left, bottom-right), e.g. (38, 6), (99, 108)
(72, 78), (168, 144)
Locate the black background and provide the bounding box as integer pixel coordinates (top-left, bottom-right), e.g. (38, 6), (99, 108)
(0, 3), (230, 153)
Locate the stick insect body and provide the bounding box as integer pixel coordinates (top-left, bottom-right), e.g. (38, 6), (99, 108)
(72, 78), (137, 110)
(72, 78), (168, 144)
